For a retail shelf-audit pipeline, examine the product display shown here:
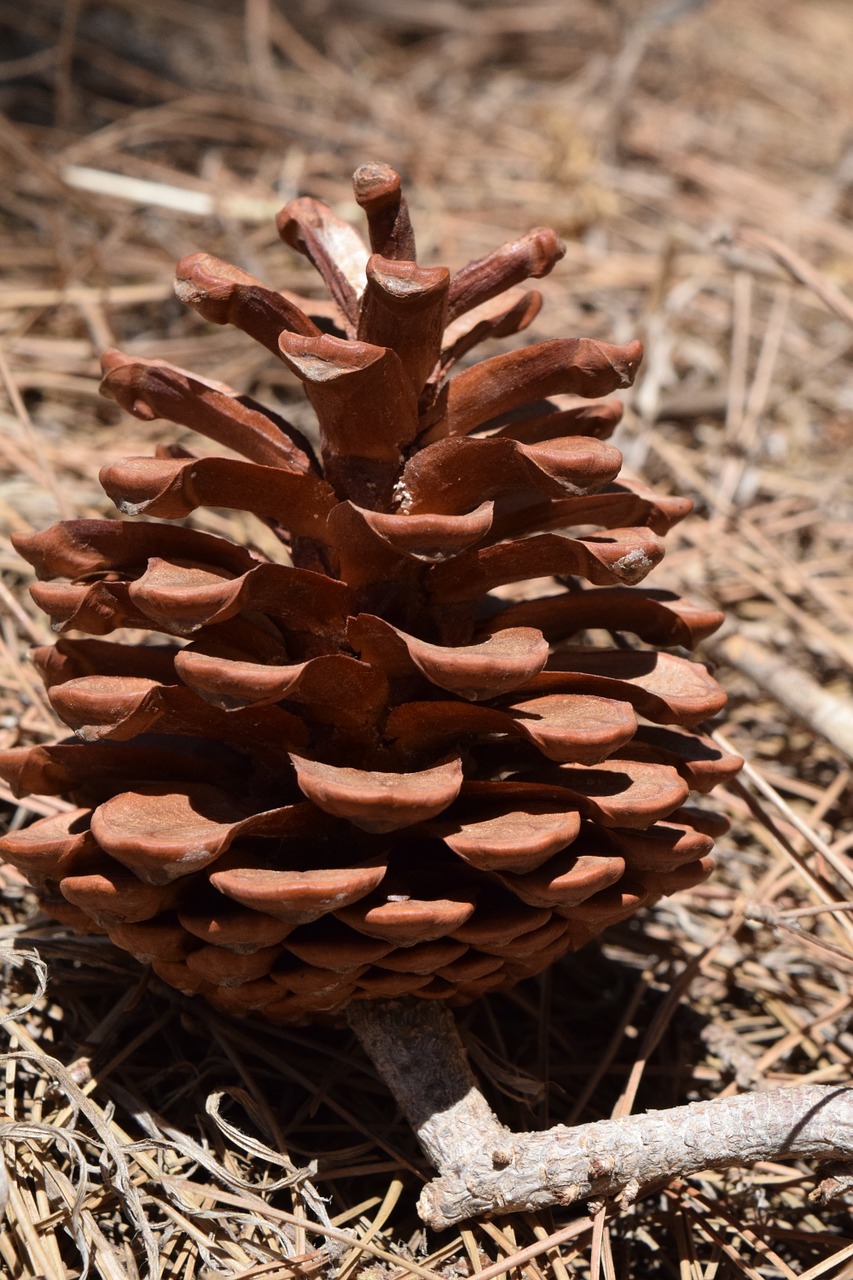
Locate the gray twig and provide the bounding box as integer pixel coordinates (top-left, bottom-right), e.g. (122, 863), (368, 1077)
(348, 998), (853, 1230)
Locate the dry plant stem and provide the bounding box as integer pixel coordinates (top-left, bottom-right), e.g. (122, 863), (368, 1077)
(347, 998), (853, 1231)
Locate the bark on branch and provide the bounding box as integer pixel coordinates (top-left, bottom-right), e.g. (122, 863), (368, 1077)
(347, 998), (853, 1231)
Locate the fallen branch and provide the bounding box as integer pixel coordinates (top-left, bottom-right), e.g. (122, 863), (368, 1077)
(347, 998), (853, 1230)
(711, 631), (853, 762)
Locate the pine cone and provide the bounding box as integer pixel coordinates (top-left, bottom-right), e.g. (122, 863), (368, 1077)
(1, 164), (741, 1022)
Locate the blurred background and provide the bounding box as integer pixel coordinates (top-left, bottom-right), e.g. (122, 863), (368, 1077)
(1, 2), (852, 1278)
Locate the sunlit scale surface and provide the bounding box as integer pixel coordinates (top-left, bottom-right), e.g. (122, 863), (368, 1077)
(0, 163), (741, 1022)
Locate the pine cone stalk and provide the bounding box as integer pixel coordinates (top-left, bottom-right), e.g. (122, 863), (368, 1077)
(2, 162), (741, 1024)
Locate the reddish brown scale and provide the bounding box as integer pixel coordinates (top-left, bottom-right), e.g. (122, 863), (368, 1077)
(0, 165), (740, 1022)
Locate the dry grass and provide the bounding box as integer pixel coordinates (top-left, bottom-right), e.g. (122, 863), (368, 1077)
(0, 0), (851, 1276)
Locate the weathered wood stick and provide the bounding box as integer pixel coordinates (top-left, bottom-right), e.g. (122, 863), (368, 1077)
(348, 998), (853, 1231)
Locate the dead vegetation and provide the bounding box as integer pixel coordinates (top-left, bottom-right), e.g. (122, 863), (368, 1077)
(0, 0), (851, 1276)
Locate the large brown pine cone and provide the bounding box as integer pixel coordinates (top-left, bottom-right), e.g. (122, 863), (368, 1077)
(1, 164), (740, 1022)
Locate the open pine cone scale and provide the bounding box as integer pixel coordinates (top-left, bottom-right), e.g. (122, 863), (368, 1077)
(0, 162), (741, 1022)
